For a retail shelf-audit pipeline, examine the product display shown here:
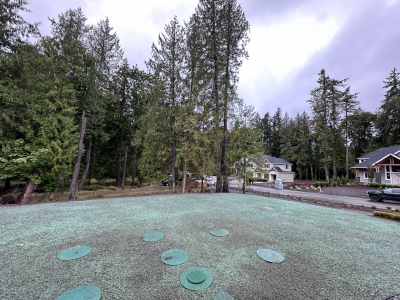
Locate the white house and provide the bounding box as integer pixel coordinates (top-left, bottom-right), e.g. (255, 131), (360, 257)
(233, 155), (295, 183)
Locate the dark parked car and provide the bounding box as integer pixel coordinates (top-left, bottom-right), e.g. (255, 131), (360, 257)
(367, 188), (400, 202)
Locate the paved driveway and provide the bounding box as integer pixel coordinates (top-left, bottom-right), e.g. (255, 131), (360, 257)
(229, 180), (400, 210)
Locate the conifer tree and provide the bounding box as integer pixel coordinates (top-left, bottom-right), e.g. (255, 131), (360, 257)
(220, 0), (250, 192)
(308, 69), (331, 182)
(146, 16), (185, 193)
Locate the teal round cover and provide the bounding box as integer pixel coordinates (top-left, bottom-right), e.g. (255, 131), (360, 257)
(58, 246), (92, 261)
(214, 291), (234, 300)
(198, 222), (214, 228)
(210, 229), (229, 237)
(180, 267), (213, 291)
(257, 249), (284, 263)
(143, 231), (164, 242)
(161, 249), (188, 265)
(56, 285), (101, 300)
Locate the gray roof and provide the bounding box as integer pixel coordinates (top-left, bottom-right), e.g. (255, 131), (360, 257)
(268, 167), (295, 174)
(266, 155), (292, 165)
(352, 145), (400, 169)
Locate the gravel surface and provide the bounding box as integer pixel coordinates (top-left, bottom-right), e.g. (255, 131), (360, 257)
(1, 194), (400, 300)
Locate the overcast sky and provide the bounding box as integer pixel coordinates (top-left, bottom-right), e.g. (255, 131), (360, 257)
(22, 0), (400, 118)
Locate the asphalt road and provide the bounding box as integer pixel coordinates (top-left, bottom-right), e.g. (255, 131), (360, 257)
(229, 181), (400, 210)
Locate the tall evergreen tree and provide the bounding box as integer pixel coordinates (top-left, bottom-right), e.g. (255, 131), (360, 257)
(308, 69), (331, 182)
(341, 85), (359, 178)
(146, 16), (185, 193)
(219, 0), (250, 193)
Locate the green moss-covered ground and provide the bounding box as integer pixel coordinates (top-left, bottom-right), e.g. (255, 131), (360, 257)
(1, 194), (399, 299)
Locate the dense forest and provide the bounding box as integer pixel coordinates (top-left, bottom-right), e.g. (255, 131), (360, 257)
(1, 0), (399, 203)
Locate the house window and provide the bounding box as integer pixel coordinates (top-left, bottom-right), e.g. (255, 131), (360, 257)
(286, 165), (289, 170)
(386, 166), (391, 180)
(364, 172), (368, 179)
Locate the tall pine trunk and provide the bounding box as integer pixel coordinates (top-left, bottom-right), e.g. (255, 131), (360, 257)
(172, 140), (176, 193)
(69, 110), (87, 200)
(116, 136), (122, 186)
(5, 178), (11, 190)
(345, 111), (349, 179)
(80, 137), (92, 189)
(333, 133), (337, 180)
(242, 156), (246, 194)
(122, 146), (128, 190)
(310, 163), (314, 181)
(182, 160), (187, 193)
(131, 145), (137, 187)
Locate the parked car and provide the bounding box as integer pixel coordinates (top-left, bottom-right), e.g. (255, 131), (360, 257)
(367, 188), (400, 202)
(161, 180), (181, 186)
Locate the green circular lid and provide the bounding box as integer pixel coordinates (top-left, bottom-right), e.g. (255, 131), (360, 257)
(161, 249), (188, 266)
(210, 229), (229, 237)
(180, 267), (213, 291)
(214, 291), (234, 300)
(56, 285), (101, 300)
(143, 231), (164, 242)
(58, 246), (92, 261)
(257, 249), (284, 263)
(187, 270), (206, 283)
(198, 222), (214, 228)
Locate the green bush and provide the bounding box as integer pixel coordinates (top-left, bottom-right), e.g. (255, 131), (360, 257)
(369, 183), (400, 189)
(324, 182), (329, 187)
(336, 177), (341, 186)
(373, 211), (400, 221)
(341, 176), (346, 185)
(106, 186), (117, 190)
(84, 184), (106, 191)
(332, 182), (337, 187)
(255, 178), (269, 182)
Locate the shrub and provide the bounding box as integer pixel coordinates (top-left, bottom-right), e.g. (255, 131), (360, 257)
(333, 182), (337, 187)
(368, 183), (381, 188)
(371, 206), (376, 209)
(341, 176), (346, 185)
(84, 184), (106, 191)
(106, 186), (117, 190)
(336, 177), (341, 186)
(374, 211), (400, 221)
(324, 182), (330, 187)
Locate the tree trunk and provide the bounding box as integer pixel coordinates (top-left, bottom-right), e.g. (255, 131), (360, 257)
(311, 163), (314, 181)
(131, 145), (137, 187)
(243, 156), (246, 194)
(182, 160), (187, 193)
(69, 110), (87, 200)
(16, 180), (35, 204)
(222, 108), (229, 193)
(172, 140), (176, 193)
(345, 111), (349, 179)
(122, 146), (128, 190)
(5, 178), (11, 190)
(88, 156), (92, 186)
(116, 136), (123, 186)
(201, 177), (204, 193)
(333, 134), (337, 180)
(80, 137), (92, 189)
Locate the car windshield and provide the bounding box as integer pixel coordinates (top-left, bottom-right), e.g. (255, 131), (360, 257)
(383, 189), (392, 194)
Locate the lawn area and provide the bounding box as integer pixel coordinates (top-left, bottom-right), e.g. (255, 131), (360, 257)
(1, 194), (399, 299)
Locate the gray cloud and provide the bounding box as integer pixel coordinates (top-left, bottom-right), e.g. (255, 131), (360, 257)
(240, 0), (400, 117)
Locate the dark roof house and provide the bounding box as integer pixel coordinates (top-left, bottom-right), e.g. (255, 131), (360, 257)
(351, 145), (400, 185)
